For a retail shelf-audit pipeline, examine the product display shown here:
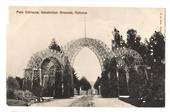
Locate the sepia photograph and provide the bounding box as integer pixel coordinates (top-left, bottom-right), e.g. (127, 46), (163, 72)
(6, 6), (165, 107)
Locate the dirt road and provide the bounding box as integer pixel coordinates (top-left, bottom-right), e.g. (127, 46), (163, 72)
(31, 95), (135, 107)
(69, 95), (94, 107)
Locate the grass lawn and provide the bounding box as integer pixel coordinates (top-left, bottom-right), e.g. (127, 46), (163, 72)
(7, 99), (28, 106)
(119, 98), (165, 107)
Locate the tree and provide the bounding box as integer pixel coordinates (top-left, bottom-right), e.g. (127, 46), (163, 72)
(94, 77), (101, 90)
(138, 43), (148, 63)
(100, 57), (118, 97)
(63, 58), (74, 97)
(117, 68), (129, 96)
(128, 68), (141, 98)
(126, 29), (149, 64)
(72, 68), (81, 95)
(147, 31), (165, 65)
(7, 76), (20, 90)
(112, 28), (126, 49)
(79, 76), (91, 91)
(7, 76), (20, 99)
(15, 77), (23, 90)
(141, 31), (165, 103)
(48, 38), (61, 52)
(126, 29), (138, 49)
(100, 75), (118, 97)
(94, 77), (101, 95)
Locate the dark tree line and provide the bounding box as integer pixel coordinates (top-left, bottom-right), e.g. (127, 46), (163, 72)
(79, 77), (91, 91)
(112, 28), (165, 65)
(73, 70), (92, 94)
(95, 57), (118, 97)
(7, 76), (24, 99)
(64, 67), (91, 95)
(95, 28), (165, 101)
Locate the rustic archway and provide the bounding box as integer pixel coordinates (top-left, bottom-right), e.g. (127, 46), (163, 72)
(63, 38), (115, 71)
(63, 38), (143, 71)
(24, 37), (145, 98)
(24, 48), (74, 97)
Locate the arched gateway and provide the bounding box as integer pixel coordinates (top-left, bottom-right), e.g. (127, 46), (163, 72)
(24, 39), (74, 98)
(63, 38), (143, 71)
(24, 37), (144, 98)
(63, 38), (114, 71)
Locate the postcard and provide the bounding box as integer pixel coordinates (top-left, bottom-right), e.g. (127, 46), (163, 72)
(6, 6), (165, 107)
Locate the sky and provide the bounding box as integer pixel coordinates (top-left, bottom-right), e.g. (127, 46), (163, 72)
(7, 7), (165, 82)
